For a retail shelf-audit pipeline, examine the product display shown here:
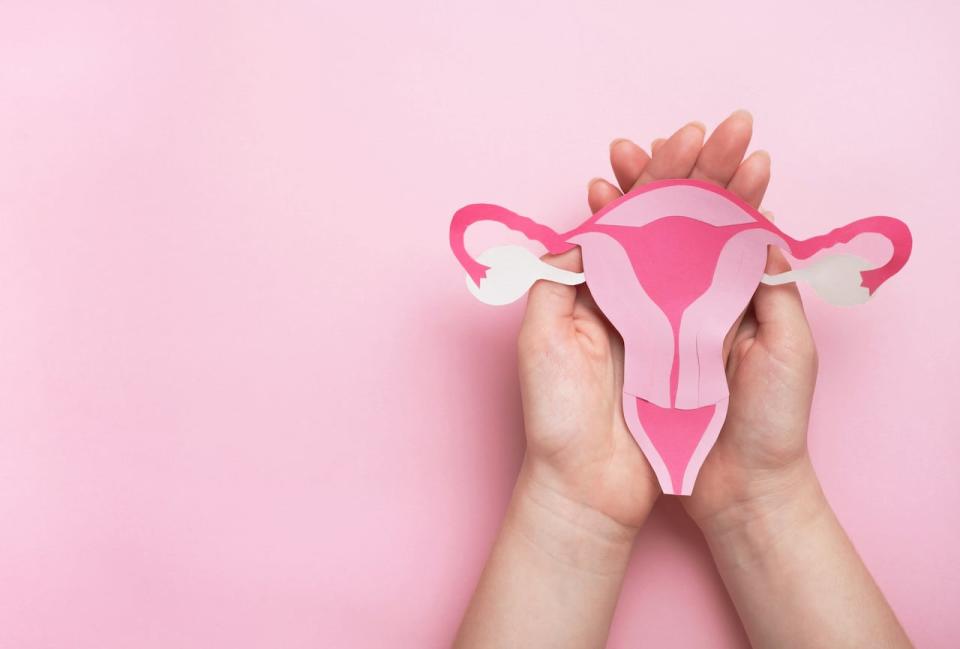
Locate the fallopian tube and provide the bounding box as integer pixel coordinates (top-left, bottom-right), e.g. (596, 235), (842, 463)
(450, 179), (912, 495)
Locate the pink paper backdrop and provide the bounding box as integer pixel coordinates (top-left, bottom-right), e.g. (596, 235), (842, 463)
(1, 1), (957, 647)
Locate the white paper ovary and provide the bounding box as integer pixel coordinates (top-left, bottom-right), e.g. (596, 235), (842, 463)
(761, 254), (872, 306)
(465, 245), (586, 306)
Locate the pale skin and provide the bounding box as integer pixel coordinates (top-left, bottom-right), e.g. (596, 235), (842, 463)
(453, 111), (913, 649)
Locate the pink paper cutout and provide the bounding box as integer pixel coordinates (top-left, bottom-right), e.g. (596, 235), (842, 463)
(450, 179), (912, 495)
(636, 399), (716, 495)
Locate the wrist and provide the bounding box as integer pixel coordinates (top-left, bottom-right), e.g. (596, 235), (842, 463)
(505, 459), (639, 576)
(695, 457), (831, 565)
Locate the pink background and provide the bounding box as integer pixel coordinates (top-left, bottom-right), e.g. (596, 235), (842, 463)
(1, 1), (958, 647)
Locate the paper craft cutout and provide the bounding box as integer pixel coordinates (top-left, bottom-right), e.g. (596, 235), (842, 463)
(466, 245), (586, 305)
(450, 179), (912, 495)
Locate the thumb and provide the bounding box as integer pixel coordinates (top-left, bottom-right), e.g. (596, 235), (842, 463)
(522, 247), (584, 326)
(753, 247), (811, 336)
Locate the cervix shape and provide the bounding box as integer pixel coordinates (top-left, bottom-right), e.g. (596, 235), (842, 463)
(449, 179), (911, 495)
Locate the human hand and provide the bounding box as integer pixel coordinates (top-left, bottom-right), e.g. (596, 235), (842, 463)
(516, 228), (657, 535)
(682, 243), (820, 534)
(601, 111), (821, 537)
(519, 111), (770, 536)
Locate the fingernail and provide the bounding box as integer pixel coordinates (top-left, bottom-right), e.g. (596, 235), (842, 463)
(587, 177), (605, 189)
(609, 138), (630, 152)
(685, 120), (707, 132)
(731, 108), (753, 123)
(753, 149), (771, 163)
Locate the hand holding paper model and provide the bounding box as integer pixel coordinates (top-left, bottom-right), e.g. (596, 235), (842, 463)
(449, 179), (912, 495)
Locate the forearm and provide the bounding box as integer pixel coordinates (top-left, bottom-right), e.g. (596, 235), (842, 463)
(454, 460), (638, 649)
(699, 459), (912, 649)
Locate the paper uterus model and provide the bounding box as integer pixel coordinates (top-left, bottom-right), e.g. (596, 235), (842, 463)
(450, 179), (912, 495)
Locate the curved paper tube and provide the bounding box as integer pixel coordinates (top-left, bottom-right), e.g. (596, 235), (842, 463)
(449, 179), (913, 495)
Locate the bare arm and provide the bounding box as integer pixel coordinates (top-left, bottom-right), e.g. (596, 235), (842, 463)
(679, 246), (912, 648)
(454, 463), (638, 648)
(699, 460), (912, 649)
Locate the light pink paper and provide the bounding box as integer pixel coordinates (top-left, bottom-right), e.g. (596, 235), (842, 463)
(450, 179), (912, 495)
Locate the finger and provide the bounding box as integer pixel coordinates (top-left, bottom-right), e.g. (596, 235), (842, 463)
(634, 122), (705, 187)
(523, 248), (584, 324)
(726, 150), (771, 208)
(752, 247), (809, 331)
(587, 177), (622, 213)
(651, 138), (666, 155)
(609, 139), (651, 193)
(691, 110), (753, 186)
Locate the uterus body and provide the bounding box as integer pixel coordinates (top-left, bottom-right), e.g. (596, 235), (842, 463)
(450, 179), (911, 495)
